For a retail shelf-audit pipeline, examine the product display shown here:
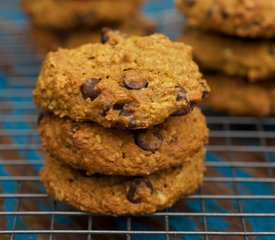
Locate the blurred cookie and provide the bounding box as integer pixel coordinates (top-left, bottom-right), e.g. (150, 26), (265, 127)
(22, 0), (143, 30)
(30, 17), (155, 55)
(38, 108), (208, 176)
(33, 31), (209, 129)
(205, 73), (275, 116)
(41, 149), (205, 215)
(176, 0), (275, 38)
(179, 29), (275, 82)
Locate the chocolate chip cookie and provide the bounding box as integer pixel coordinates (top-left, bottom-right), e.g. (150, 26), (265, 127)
(41, 149), (205, 215)
(205, 73), (275, 116)
(176, 0), (275, 38)
(30, 17), (155, 55)
(22, 0), (143, 30)
(38, 108), (208, 176)
(33, 31), (209, 129)
(179, 29), (275, 82)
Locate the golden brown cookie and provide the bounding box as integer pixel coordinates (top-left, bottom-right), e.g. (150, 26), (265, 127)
(179, 29), (275, 82)
(33, 31), (209, 129)
(22, 0), (143, 30)
(176, 0), (275, 38)
(205, 73), (275, 116)
(30, 17), (156, 55)
(40, 149), (205, 216)
(38, 108), (208, 176)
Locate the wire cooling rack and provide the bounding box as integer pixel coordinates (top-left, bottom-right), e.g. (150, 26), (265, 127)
(0, 0), (274, 239)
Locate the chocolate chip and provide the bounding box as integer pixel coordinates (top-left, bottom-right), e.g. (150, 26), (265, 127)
(80, 78), (101, 101)
(176, 87), (187, 101)
(134, 128), (162, 152)
(123, 70), (148, 90)
(126, 178), (154, 204)
(200, 81), (210, 100)
(184, 0), (197, 7)
(72, 123), (80, 134)
(113, 102), (126, 110)
(221, 8), (229, 19)
(101, 105), (111, 117)
(100, 28), (112, 43)
(171, 102), (195, 116)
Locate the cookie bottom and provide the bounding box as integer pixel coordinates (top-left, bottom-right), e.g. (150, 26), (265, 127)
(41, 149), (205, 216)
(205, 74), (275, 116)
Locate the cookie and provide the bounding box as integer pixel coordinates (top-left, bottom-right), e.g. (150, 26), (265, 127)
(38, 107), (208, 176)
(179, 29), (275, 82)
(33, 31), (210, 129)
(176, 0), (275, 38)
(30, 17), (156, 55)
(205, 73), (275, 116)
(22, 0), (142, 30)
(40, 149), (205, 216)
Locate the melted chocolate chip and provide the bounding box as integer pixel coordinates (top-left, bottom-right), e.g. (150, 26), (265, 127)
(80, 78), (101, 101)
(126, 178), (154, 204)
(113, 102), (126, 110)
(134, 129), (162, 152)
(176, 87), (187, 101)
(171, 102), (195, 116)
(123, 70), (148, 90)
(100, 28), (112, 43)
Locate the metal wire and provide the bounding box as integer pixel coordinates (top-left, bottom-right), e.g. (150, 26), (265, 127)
(0, 0), (274, 239)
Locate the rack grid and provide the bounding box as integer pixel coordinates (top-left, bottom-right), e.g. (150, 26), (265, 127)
(0, 0), (274, 239)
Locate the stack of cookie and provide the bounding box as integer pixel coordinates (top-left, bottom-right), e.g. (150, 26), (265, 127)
(177, 0), (275, 116)
(22, 0), (155, 54)
(34, 30), (210, 215)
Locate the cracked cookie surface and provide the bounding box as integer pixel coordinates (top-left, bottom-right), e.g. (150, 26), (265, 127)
(40, 149), (205, 216)
(33, 32), (209, 129)
(38, 108), (208, 176)
(176, 0), (275, 38)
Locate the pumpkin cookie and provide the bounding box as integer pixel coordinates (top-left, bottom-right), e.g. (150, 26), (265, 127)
(30, 17), (155, 55)
(205, 73), (275, 116)
(22, 0), (143, 30)
(40, 149), (205, 216)
(176, 0), (275, 38)
(38, 108), (208, 176)
(33, 31), (209, 129)
(179, 29), (275, 82)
